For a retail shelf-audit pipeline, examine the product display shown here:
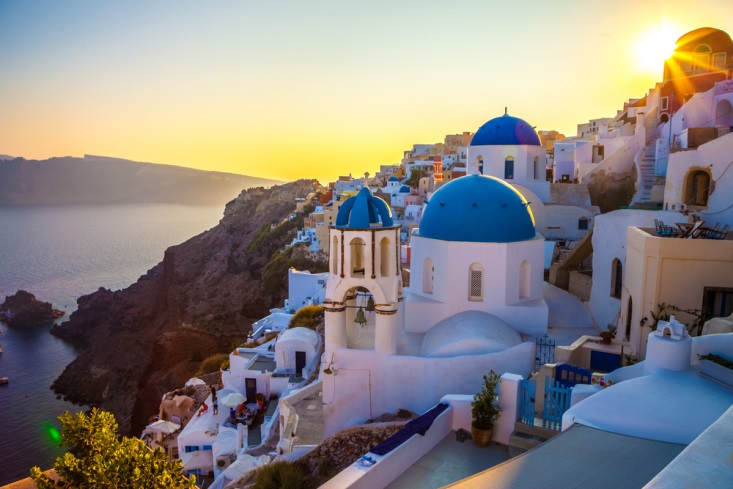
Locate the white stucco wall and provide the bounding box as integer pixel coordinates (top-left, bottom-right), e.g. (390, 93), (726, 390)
(275, 327), (321, 373)
(287, 269), (327, 311)
(322, 342), (534, 436)
(624, 226), (733, 357)
(468, 144), (549, 201)
(663, 131), (733, 225)
(579, 134), (640, 183)
(587, 209), (682, 333)
(406, 234), (548, 336)
(539, 204), (597, 241)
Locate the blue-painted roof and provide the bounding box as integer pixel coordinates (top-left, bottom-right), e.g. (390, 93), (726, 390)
(335, 187), (394, 229)
(419, 174), (535, 243)
(388, 176), (399, 182)
(399, 186), (411, 193)
(470, 113), (541, 146)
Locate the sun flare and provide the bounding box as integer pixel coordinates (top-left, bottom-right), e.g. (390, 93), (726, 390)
(634, 24), (680, 74)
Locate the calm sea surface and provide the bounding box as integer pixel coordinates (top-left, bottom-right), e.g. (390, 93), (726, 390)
(0, 204), (224, 485)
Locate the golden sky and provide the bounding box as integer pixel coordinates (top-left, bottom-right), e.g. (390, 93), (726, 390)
(1, 1), (732, 183)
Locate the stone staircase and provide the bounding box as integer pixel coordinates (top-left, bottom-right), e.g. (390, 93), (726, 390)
(508, 420), (561, 457)
(635, 105), (662, 204)
(636, 144), (656, 203)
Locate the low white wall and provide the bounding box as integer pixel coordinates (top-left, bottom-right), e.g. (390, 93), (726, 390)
(645, 404), (733, 489)
(320, 406), (453, 489)
(323, 343), (534, 436)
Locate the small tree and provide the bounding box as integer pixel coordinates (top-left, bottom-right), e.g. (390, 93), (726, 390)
(30, 408), (195, 489)
(471, 370), (502, 430)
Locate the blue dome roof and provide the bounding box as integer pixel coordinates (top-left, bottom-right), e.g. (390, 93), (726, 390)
(335, 187), (394, 229)
(419, 175), (535, 243)
(399, 186), (411, 193)
(470, 113), (541, 146)
(388, 176), (399, 182)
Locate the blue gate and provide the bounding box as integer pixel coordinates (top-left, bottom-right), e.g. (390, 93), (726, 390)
(543, 376), (572, 430)
(535, 334), (555, 370)
(519, 379), (536, 426)
(555, 364), (591, 389)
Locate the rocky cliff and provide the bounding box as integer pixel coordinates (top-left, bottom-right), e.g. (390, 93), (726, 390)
(51, 179), (327, 435)
(0, 290), (64, 326)
(0, 155), (281, 205)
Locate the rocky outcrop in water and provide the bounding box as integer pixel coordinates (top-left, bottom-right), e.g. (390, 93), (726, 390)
(51, 180), (327, 435)
(0, 290), (64, 327)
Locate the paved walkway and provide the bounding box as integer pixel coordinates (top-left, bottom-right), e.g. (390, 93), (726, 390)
(290, 389), (324, 445)
(385, 432), (510, 489)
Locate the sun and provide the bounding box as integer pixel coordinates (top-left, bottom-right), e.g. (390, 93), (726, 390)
(633, 24), (680, 74)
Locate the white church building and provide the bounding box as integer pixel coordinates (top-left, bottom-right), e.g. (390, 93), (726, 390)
(322, 177), (551, 435)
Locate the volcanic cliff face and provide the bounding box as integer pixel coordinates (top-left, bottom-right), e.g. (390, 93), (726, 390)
(51, 180), (325, 435)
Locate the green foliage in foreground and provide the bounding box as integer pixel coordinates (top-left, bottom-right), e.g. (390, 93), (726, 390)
(30, 408), (195, 489)
(288, 305), (324, 330)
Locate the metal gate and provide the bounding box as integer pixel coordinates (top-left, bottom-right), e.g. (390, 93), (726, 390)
(535, 334), (555, 370)
(519, 379), (536, 426)
(543, 376), (572, 430)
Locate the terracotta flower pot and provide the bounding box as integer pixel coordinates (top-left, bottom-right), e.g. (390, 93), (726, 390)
(471, 424), (493, 447)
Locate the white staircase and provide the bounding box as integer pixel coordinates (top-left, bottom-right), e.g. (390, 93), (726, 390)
(634, 106), (661, 204)
(637, 144), (656, 202)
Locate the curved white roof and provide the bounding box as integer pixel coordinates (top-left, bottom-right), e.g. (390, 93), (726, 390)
(278, 326), (320, 347)
(420, 310), (522, 358)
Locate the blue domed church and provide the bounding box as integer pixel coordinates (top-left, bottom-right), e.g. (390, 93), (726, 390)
(468, 111), (551, 204)
(322, 174), (548, 435)
(406, 174), (548, 338)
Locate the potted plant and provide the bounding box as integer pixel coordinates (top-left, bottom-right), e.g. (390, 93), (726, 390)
(471, 370), (502, 447)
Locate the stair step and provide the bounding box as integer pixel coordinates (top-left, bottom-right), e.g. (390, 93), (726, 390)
(513, 421), (560, 439)
(509, 432), (545, 451)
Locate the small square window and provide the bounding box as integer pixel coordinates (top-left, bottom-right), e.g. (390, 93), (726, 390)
(713, 53), (726, 70)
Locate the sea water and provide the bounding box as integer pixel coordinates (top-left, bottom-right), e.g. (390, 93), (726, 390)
(0, 204), (224, 485)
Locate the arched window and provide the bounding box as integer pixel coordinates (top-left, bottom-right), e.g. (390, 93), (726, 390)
(693, 44), (711, 73)
(578, 217), (589, 230)
(684, 170), (711, 207)
(534, 156), (542, 180)
(422, 258), (434, 294)
(625, 296), (633, 340)
(611, 258), (623, 299)
(519, 260), (531, 299)
(380, 237), (390, 277)
(468, 263), (484, 301)
(350, 237), (366, 277)
(332, 236), (339, 275)
(716, 99), (733, 127)
(477, 156), (484, 175)
(504, 157), (514, 180)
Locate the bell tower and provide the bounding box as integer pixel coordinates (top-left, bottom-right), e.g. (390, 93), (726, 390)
(323, 188), (402, 355)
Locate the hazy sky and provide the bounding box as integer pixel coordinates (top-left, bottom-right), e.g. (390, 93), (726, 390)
(1, 1), (732, 183)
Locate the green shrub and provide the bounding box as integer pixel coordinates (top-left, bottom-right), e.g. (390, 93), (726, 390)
(289, 305), (324, 330)
(196, 353), (230, 376)
(254, 461), (316, 489)
(262, 246), (328, 296)
(699, 353), (733, 370)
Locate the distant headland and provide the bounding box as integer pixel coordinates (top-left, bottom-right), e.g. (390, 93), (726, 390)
(0, 154), (282, 206)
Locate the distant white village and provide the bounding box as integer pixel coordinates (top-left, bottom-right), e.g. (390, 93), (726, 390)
(144, 27), (733, 488)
